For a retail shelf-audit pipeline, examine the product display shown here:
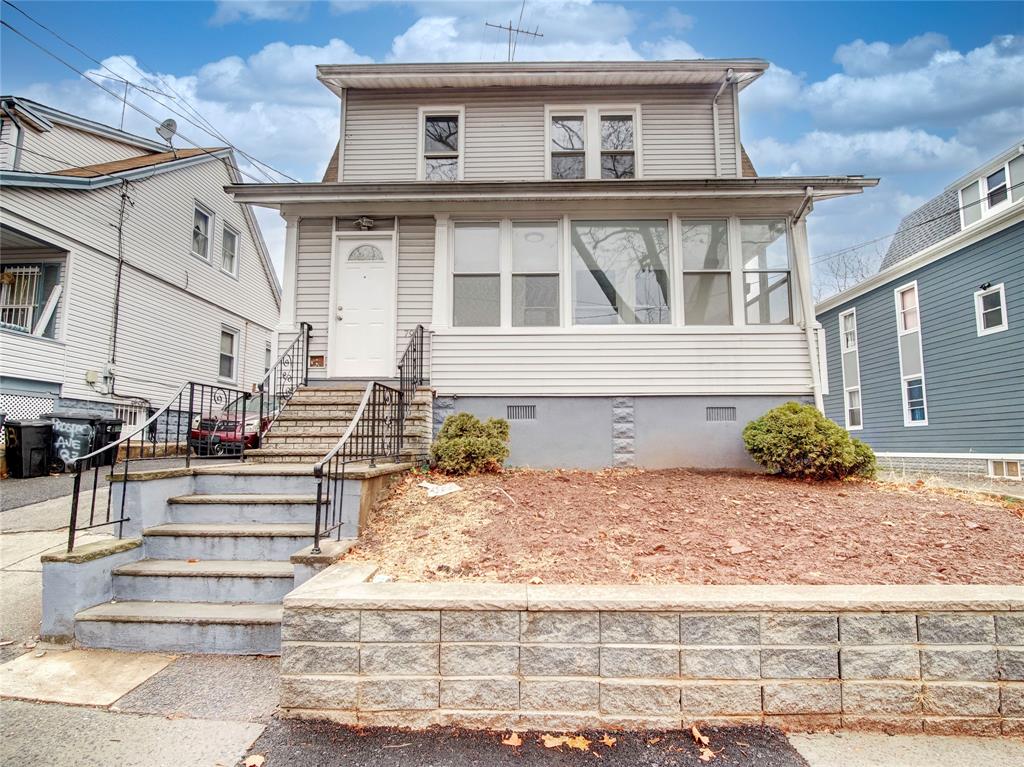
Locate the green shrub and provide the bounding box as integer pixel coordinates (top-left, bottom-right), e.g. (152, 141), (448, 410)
(742, 401), (876, 480)
(430, 412), (510, 475)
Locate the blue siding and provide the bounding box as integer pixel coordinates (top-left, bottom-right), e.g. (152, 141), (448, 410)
(819, 220), (1023, 453)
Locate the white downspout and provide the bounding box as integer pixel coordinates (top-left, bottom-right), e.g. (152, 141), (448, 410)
(711, 68), (734, 177)
(792, 187), (825, 412)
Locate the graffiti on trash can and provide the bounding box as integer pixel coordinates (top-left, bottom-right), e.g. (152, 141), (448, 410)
(51, 418), (95, 465)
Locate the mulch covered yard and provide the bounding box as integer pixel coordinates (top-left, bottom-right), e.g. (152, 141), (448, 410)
(340, 468), (1024, 585)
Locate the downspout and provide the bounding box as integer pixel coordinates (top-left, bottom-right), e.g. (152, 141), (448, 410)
(792, 186), (825, 412)
(711, 68), (734, 177)
(1, 102), (25, 171)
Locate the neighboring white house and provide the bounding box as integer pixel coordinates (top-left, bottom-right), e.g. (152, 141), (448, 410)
(0, 97), (281, 429)
(229, 61), (877, 469)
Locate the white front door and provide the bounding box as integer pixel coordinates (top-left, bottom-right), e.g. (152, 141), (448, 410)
(330, 234), (396, 378)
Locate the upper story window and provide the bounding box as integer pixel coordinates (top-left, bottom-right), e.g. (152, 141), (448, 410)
(740, 219), (792, 325)
(0, 263), (62, 338)
(420, 108), (463, 181)
(975, 283), (1008, 336)
(897, 284), (919, 332)
(959, 153), (1023, 228)
(841, 311), (858, 351)
(546, 105), (640, 181)
(221, 225), (239, 277)
(192, 204), (212, 261)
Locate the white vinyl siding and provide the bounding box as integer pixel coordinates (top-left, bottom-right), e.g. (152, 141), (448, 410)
(894, 282), (928, 426)
(17, 121), (147, 173)
(342, 85), (737, 182)
(395, 217), (434, 375)
(838, 308), (862, 430)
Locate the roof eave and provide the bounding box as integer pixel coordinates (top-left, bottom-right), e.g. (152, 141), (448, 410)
(1, 148), (233, 189)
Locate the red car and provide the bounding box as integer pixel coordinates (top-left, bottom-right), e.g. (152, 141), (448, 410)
(188, 394), (278, 456)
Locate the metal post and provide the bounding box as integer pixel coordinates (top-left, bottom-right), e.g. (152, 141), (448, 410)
(312, 473), (324, 555)
(240, 391), (249, 462)
(66, 464), (82, 552)
(185, 383), (195, 468)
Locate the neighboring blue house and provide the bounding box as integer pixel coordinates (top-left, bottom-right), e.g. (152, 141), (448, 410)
(816, 142), (1024, 482)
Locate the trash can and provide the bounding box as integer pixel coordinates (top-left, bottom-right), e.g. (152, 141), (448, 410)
(40, 411), (101, 471)
(92, 417), (124, 467)
(4, 419), (52, 478)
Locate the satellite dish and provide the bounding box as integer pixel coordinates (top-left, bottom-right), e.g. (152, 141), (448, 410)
(155, 118), (177, 144)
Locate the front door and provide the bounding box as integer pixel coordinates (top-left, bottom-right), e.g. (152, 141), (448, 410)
(330, 234), (396, 378)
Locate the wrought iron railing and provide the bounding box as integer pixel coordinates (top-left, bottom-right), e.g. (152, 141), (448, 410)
(255, 322), (312, 442)
(65, 381), (249, 552)
(397, 324), (425, 428)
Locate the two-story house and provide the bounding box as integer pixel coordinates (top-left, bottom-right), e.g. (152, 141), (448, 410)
(817, 142), (1023, 483)
(0, 97), (281, 433)
(229, 61), (877, 469)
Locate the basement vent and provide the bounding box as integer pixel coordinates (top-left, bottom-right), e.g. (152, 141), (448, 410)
(706, 406), (737, 423)
(506, 404), (537, 421)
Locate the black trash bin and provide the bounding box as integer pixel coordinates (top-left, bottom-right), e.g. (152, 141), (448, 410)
(40, 412), (101, 471)
(4, 420), (53, 478)
(92, 417), (124, 467)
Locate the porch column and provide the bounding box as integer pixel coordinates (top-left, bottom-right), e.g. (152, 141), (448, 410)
(792, 216), (824, 412)
(277, 214), (300, 339)
(431, 213), (450, 330)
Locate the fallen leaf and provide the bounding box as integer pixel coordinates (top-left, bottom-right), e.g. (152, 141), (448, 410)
(600, 734), (617, 747)
(541, 734), (567, 749)
(501, 733), (522, 747)
(647, 737), (662, 745)
(691, 725), (709, 746)
(243, 756), (265, 767)
(565, 735), (591, 752)
(699, 746), (716, 762)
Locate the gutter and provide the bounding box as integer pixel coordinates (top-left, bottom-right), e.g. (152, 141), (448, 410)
(711, 68), (735, 177)
(1, 101), (25, 171)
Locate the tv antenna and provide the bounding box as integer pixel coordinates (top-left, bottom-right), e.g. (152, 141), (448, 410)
(485, 0), (542, 62)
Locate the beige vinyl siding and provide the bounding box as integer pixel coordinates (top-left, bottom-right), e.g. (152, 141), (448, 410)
(395, 217), (434, 375)
(430, 330), (812, 396)
(0, 331), (66, 384)
(294, 217), (332, 374)
(342, 86), (736, 181)
(19, 121), (149, 173)
(0, 118), (12, 169)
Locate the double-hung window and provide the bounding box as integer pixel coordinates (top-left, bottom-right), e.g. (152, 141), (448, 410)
(192, 204), (212, 260)
(571, 220), (670, 325)
(680, 220), (731, 325)
(838, 309), (863, 429)
(452, 223), (500, 327)
(975, 283), (1008, 335)
(221, 226), (239, 277)
(600, 115), (635, 179)
(959, 154), (1023, 227)
(550, 115), (586, 180)
(420, 109), (462, 181)
(740, 219), (792, 325)
(219, 327), (238, 381)
(511, 222), (559, 327)
(895, 282), (927, 426)
(547, 106), (639, 180)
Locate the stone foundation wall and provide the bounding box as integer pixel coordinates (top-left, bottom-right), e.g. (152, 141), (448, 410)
(279, 579), (1024, 735)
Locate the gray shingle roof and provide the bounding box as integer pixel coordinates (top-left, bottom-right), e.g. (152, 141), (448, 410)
(879, 188), (961, 270)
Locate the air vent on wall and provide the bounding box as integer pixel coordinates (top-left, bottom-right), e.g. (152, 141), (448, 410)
(706, 406), (737, 422)
(507, 404), (537, 421)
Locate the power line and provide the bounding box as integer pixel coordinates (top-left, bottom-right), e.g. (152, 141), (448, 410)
(811, 180), (1023, 265)
(0, 137), (138, 183)
(2, 1), (296, 183)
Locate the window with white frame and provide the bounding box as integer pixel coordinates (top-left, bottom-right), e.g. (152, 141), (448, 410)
(990, 459), (1022, 480)
(511, 222), (559, 327)
(572, 220), (670, 325)
(958, 154), (1023, 228)
(221, 225), (239, 277)
(741, 219), (792, 325)
(550, 114), (586, 180)
(904, 378), (927, 423)
(897, 284), (919, 331)
(0, 262), (62, 338)
(838, 309), (863, 429)
(547, 105), (639, 180)
(421, 110), (462, 181)
(975, 283), (1008, 335)
(219, 327), (238, 381)
(895, 282), (928, 426)
(192, 204), (212, 260)
(452, 222), (500, 327)
(680, 220), (731, 325)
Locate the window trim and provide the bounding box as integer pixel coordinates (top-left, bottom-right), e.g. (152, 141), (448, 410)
(893, 280), (928, 427)
(838, 308), (863, 431)
(958, 159), (1019, 229)
(739, 217), (794, 326)
(218, 325), (239, 383)
(989, 459), (1022, 480)
(678, 218), (734, 326)
(417, 105), (465, 182)
(974, 282), (1008, 336)
(191, 202), (214, 262)
(544, 104), (643, 181)
(220, 223), (240, 278)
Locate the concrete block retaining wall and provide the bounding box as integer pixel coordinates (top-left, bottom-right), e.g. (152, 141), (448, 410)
(280, 577), (1024, 735)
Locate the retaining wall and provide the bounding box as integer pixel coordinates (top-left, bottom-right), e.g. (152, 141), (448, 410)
(279, 576), (1024, 735)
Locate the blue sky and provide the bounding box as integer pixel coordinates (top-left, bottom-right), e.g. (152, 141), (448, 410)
(2, 1), (1022, 294)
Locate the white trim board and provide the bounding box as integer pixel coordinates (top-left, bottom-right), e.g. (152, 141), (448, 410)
(876, 451), (1024, 461)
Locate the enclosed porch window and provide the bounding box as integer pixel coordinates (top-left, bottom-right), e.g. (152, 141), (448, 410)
(0, 262), (62, 338)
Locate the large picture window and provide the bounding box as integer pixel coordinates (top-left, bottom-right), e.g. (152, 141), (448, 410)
(571, 220), (670, 325)
(680, 220), (731, 325)
(741, 219), (792, 325)
(452, 223), (500, 327)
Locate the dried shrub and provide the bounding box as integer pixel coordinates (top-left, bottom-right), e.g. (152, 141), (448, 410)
(742, 401), (876, 480)
(430, 412), (510, 475)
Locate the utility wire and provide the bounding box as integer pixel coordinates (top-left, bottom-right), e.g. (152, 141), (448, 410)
(1, 137), (137, 182)
(2, 1), (296, 183)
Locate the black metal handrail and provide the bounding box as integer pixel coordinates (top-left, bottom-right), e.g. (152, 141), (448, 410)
(397, 324), (425, 441)
(255, 322), (312, 442)
(65, 381), (249, 552)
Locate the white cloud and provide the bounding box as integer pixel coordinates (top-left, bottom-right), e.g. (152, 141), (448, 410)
(748, 128), (978, 177)
(956, 107), (1024, 154)
(740, 64), (804, 114)
(833, 32), (949, 76)
(209, 1), (311, 26)
(640, 38), (701, 61)
(662, 8), (695, 32)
